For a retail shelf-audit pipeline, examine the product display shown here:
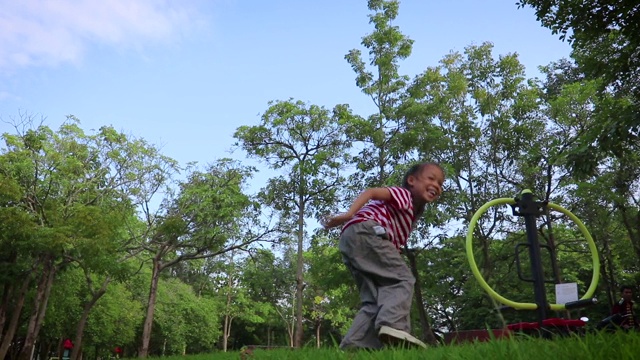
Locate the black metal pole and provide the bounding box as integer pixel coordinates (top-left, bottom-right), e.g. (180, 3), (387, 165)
(517, 191), (548, 327)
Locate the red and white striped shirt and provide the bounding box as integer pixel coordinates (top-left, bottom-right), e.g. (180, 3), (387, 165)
(342, 187), (416, 249)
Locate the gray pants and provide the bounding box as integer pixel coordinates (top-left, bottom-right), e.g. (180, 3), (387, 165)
(338, 220), (416, 349)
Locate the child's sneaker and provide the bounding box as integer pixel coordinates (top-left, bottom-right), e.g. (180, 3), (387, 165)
(378, 326), (427, 349)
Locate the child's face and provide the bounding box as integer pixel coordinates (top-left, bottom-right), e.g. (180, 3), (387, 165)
(408, 165), (444, 204)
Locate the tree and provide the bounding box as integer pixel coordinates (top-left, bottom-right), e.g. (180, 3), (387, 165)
(344, 0), (442, 345)
(272, 247), (300, 348)
(40, 267), (143, 360)
(534, 58), (640, 299)
(0, 163), (36, 359)
(304, 235), (356, 347)
(568, 177), (635, 311)
(0, 116), (174, 360)
(234, 99), (351, 348)
(217, 250), (271, 352)
(517, 0), (640, 165)
(240, 249), (292, 347)
(136, 159), (272, 358)
(344, 0), (414, 188)
(399, 41), (546, 340)
(151, 277), (220, 356)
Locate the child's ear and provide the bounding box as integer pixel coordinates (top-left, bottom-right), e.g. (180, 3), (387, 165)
(406, 174), (416, 187)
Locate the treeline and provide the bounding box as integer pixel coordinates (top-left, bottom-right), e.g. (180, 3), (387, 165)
(1, 1), (638, 359)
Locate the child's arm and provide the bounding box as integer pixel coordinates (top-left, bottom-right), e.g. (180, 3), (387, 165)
(322, 188), (392, 229)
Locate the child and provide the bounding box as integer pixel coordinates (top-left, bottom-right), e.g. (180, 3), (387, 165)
(322, 162), (444, 349)
(611, 285), (637, 330)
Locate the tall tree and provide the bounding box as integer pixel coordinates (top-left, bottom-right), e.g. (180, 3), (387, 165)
(398, 42), (542, 340)
(344, 0), (443, 345)
(241, 248), (293, 347)
(517, 0), (640, 167)
(0, 116), (175, 360)
(403, 42), (539, 272)
(136, 159), (272, 358)
(344, 0), (414, 188)
(66, 124), (177, 360)
(151, 277), (221, 356)
(535, 59), (640, 294)
(304, 235), (356, 347)
(217, 250), (270, 352)
(234, 99), (351, 348)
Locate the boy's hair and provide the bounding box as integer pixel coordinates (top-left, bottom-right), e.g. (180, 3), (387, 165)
(402, 162), (443, 188)
(620, 285), (633, 293)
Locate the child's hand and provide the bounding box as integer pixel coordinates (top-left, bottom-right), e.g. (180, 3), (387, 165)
(321, 213), (352, 229)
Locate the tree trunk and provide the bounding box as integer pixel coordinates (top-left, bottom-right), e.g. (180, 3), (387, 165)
(0, 275), (31, 359)
(289, 296), (295, 348)
(223, 316), (230, 351)
(223, 252), (235, 352)
(0, 251), (20, 341)
(601, 234), (617, 308)
(70, 277), (110, 360)
(0, 283), (10, 340)
(618, 205), (640, 264)
(599, 252), (614, 310)
(38, 340), (52, 360)
(275, 303), (294, 348)
(294, 179), (305, 348)
(138, 258), (162, 358)
(18, 255), (57, 360)
(315, 321), (321, 348)
(289, 326), (294, 348)
(267, 326), (271, 347)
(481, 235), (492, 280)
(405, 249), (439, 345)
(223, 315), (234, 352)
(542, 216), (563, 285)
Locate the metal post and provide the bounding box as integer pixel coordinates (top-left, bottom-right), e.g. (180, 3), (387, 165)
(514, 190), (548, 327)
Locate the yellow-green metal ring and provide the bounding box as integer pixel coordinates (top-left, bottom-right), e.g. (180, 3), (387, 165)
(465, 197), (600, 311)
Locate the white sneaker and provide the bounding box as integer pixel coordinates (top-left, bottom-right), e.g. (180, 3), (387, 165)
(378, 325), (427, 348)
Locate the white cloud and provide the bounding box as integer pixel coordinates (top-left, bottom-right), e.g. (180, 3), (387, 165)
(0, 91), (21, 101)
(0, 0), (203, 72)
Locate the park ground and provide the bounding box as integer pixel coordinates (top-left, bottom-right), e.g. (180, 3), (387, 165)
(139, 330), (640, 360)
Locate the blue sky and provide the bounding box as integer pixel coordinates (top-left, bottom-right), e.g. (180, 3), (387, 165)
(0, 0), (571, 189)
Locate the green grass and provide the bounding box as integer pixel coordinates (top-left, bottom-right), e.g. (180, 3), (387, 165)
(142, 331), (640, 360)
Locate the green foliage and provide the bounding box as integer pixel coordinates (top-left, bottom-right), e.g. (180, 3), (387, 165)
(84, 281), (143, 350)
(518, 0), (640, 168)
(346, 0), (412, 99)
(234, 99), (351, 220)
(343, 0), (416, 188)
(240, 248), (295, 339)
(165, 159), (255, 253)
(234, 98), (352, 347)
(152, 278), (221, 356)
(0, 116), (175, 359)
(41, 267), (86, 338)
(305, 236), (357, 336)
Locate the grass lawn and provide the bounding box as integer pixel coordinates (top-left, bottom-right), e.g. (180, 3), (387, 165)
(141, 331), (639, 360)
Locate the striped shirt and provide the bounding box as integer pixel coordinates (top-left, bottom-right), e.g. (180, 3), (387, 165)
(342, 187), (416, 249)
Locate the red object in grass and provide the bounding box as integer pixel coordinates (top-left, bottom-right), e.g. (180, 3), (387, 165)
(507, 321), (539, 331)
(507, 318), (586, 331)
(543, 318), (586, 327)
